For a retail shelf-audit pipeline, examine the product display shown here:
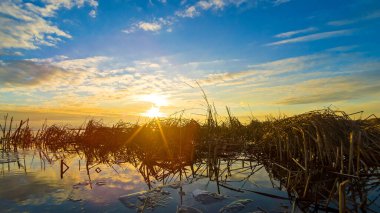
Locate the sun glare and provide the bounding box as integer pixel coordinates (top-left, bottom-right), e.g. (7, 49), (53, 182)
(141, 94), (168, 107)
(144, 106), (165, 118)
(140, 94), (168, 118)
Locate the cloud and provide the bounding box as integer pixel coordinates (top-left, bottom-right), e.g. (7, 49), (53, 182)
(7, 56), (178, 118)
(0, 0), (98, 50)
(0, 55), (111, 91)
(266, 29), (354, 46)
(175, 0), (242, 18)
(0, 56), (191, 112)
(122, 0), (290, 34)
(24, 0), (98, 17)
(53, 56), (110, 71)
(0, 49), (23, 56)
(273, 0), (290, 6)
(138, 22), (162, 31)
(176, 6), (200, 18)
(274, 27), (317, 38)
(183, 51), (380, 112)
(326, 45), (358, 52)
(277, 78), (380, 105)
(123, 21), (162, 33)
(124, 0), (274, 34)
(123, 18), (175, 34)
(328, 10), (380, 26)
(89, 9), (97, 18)
(194, 54), (326, 86)
(0, 1), (71, 49)
(0, 60), (69, 86)
(197, 1), (213, 10)
(1, 49), (380, 120)
(230, 58), (380, 106)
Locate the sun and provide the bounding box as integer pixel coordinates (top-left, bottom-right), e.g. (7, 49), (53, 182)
(144, 106), (165, 118)
(140, 94), (168, 118)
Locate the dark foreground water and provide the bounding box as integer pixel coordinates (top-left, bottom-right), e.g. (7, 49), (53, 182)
(0, 149), (379, 213)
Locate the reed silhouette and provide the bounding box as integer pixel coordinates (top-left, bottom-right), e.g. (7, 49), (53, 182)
(1, 108), (380, 212)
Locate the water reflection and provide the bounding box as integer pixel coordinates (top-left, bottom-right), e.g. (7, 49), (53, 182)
(1, 145), (379, 212)
(1, 116), (380, 212)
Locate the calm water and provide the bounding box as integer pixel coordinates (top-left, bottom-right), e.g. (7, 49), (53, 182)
(0, 149), (296, 213)
(0, 149), (379, 212)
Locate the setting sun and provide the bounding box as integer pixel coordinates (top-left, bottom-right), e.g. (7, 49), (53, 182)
(143, 106), (165, 118)
(140, 94), (168, 118)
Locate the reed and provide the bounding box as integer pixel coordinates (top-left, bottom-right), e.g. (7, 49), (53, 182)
(0, 114), (33, 151)
(249, 109), (380, 175)
(1, 107), (380, 170)
(1, 107), (379, 212)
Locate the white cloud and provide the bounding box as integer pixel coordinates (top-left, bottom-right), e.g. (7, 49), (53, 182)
(123, 17), (175, 34)
(89, 9), (97, 18)
(209, 0), (225, 9)
(273, 0), (290, 6)
(266, 29), (354, 46)
(0, 0), (98, 50)
(123, 21), (162, 33)
(88, 0), (99, 7)
(195, 54), (325, 86)
(176, 6), (200, 18)
(42, 0), (98, 9)
(274, 27), (317, 38)
(326, 45), (358, 52)
(0, 49), (24, 56)
(176, 0), (233, 18)
(328, 10), (380, 26)
(197, 1), (213, 10)
(138, 22), (162, 31)
(123, 0), (255, 34)
(53, 56), (110, 71)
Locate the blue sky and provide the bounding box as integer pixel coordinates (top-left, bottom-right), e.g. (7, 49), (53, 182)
(0, 0), (380, 125)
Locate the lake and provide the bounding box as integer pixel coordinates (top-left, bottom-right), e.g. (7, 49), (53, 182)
(1, 147), (379, 212)
(0, 148), (303, 213)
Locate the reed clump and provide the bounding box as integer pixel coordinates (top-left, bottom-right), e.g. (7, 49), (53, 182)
(0, 114), (34, 151)
(27, 118), (201, 163)
(1, 108), (380, 173)
(251, 109), (380, 175)
(1, 108), (379, 212)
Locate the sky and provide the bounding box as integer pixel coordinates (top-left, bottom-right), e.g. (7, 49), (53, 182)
(0, 0), (380, 126)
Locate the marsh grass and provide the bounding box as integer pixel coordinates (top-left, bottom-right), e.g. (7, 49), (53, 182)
(0, 114), (33, 151)
(1, 107), (380, 212)
(1, 108), (380, 170)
